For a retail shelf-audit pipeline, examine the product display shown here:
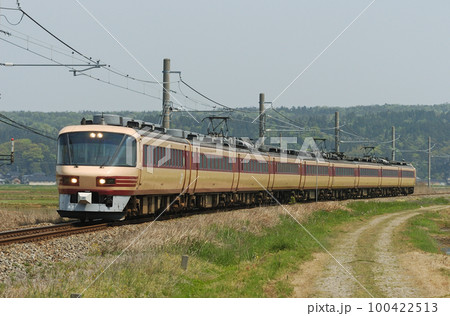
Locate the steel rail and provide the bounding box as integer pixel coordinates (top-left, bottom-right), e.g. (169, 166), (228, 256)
(0, 221), (108, 246)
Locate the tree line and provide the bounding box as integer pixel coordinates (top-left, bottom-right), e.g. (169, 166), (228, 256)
(0, 104), (448, 182)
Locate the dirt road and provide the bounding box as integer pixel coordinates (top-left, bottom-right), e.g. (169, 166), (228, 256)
(292, 205), (450, 298)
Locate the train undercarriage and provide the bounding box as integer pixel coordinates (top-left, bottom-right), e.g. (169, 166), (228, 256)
(122, 186), (415, 218)
(58, 186), (414, 221)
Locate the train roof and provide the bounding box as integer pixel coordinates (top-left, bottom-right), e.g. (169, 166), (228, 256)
(64, 113), (414, 169)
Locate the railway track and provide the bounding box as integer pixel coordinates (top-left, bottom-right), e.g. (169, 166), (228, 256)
(0, 206), (240, 246)
(0, 221), (110, 246)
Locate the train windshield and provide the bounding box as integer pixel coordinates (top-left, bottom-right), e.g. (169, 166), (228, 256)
(57, 132), (136, 167)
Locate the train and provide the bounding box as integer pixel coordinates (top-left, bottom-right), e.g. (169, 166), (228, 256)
(56, 114), (416, 221)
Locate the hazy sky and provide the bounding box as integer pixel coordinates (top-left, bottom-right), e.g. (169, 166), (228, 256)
(0, 0), (449, 112)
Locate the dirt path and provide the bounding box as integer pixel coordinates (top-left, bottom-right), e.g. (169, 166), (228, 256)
(292, 205), (449, 298)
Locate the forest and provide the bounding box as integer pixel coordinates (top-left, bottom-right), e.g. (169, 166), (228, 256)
(0, 104), (448, 182)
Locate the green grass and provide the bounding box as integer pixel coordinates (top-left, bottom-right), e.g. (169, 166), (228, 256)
(403, 210), (449, 254)
(0, 185), (58, 208)
(347, 197), (449, 216)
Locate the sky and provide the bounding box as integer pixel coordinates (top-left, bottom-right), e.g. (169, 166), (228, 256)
(0, 0), (449, 112)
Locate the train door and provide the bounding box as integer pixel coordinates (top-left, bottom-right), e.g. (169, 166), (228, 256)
(329, 163), (335, 189)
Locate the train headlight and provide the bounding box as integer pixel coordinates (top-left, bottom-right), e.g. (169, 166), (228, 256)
(97, 177), (115, 186)
(89, 132), (104, 138)
(61, 176), (79, 186)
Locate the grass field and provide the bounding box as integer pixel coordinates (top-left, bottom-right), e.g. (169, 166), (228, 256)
(0, 185), (61, 229)
(1, 195), (448, 297)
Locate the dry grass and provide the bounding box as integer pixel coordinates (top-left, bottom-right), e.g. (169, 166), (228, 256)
(0, 207), (65, 231)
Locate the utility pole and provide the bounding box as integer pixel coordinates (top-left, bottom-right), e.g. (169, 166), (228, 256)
(259, 93), (265, 138)
(162, 58), (171, 129)
(428, 136), (431, 188)
(392, 126), (396, 161)
(335, 111), (340, 153)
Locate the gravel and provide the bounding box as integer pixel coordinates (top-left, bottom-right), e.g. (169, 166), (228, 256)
(0, 225), (127, 284)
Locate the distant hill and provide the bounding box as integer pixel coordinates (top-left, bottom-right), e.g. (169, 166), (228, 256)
(0, 104), (448, 182)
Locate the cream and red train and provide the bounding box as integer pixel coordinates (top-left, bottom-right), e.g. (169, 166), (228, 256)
(56, 114), (416, 220)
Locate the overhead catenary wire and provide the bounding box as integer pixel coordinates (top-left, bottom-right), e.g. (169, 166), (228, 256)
(0, 22), (168, 87)
(0, 10), (23, 25)
(72, 0), (186, 114)
(431, 155), (450, 158)
(271, 107), (304, 128)
(18, 8), (93, 64)
(176, 80), (225, 110)
(340, 135), (400, 144)
(0, 37), (164, 101)
(0, 29), (164, 95)
(179, 76), (256, 114)
(396, 144), (436, 153)
(0, 113), (57, 140)
(179, 77), (235, 112)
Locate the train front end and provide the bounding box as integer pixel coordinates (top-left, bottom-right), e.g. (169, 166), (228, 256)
(56, 124), (138, 221)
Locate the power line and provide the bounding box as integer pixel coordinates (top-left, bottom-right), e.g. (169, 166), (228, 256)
(176, 80), (222, 110)
(0, 113), (57, 140)
(0, 10), (24, 25)
(0, 37), (163, 100)
(0, 23), (164, 86)
(271, 107), (304, 128)
(19, 8), (93, 63)
(179, 77), (235, 111)
(396, 144), (436, 154)
(1, 12), (168, 99)
(179, 76), (256, 114)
